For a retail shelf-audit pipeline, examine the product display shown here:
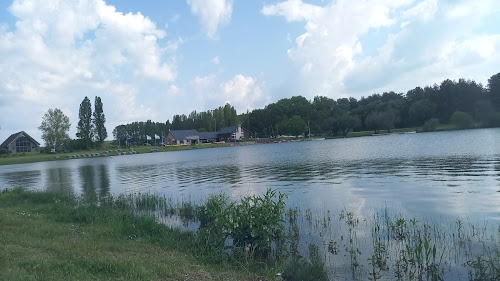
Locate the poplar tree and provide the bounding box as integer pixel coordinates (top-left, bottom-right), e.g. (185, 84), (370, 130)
(93, 96), (107, 144)
(76, 96), (93, 148)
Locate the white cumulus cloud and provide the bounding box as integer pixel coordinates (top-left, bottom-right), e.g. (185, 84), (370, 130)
(186, 0), (232, 39)
(0, 0), (177, 141)
(262, 0), (500, 99)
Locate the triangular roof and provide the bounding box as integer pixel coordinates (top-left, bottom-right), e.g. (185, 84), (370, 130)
(168, 129), (199, 140)
(1, 131), (40, 148)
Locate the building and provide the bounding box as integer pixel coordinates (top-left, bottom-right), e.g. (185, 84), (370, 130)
(165, 125), (251, 145)
(199, 131), (219, 143)
(1, 131), (40, 153)
(166, 129), (200, 145)
(217, 125), (251, 141)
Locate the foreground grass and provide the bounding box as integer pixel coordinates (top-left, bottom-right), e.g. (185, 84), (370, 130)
(0, 143), (230, 166)
(0, 188), (277, 281)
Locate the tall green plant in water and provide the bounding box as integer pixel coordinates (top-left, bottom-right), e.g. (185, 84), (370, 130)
(227, 189), (287, 259)
(196, 189), (287, 261)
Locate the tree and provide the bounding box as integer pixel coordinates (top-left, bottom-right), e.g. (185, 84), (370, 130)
(76, 96), (93, 148)
(450, 111), (474, 129)
(488, 72), (500, 107)
(288, 115), (307, 137)
(93, 96), (107, 144)
(38, 108), (71, 151)
(422, 118), (440, 132)
(365, 110), (396, 133)
(335, 114), (361, 136)
(409, 99), (436, 126)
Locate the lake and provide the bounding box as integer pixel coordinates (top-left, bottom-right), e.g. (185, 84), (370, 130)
(2, 128), (499, 223)
(2, 128), (500, 280)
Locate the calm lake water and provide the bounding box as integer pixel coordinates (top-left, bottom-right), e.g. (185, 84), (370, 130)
(1, 128), (499, 222)
(2, 128), (499, 280)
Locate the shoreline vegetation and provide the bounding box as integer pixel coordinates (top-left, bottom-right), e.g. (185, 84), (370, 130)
(1, 188), (499, 281)
(0, 124), (486, 166)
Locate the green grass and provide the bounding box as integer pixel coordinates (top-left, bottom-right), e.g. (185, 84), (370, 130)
(0, 143), (230, 166)
(0, 188), (278, 281)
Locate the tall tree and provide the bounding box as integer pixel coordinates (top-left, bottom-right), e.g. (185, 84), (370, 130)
(38, 108), (71, 151)
(93, 96), (107, 144)
(488, 72), (500, 107)
(76, 96), (93, 148)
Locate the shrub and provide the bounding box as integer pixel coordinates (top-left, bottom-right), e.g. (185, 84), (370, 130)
(422, 118), (440, 132)
(450, 111), (475, 129)
(196, 189), (287, 261)
(226, 189), (287, 259)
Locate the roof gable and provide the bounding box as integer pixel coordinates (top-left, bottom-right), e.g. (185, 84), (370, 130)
(1, 131), (40, 148)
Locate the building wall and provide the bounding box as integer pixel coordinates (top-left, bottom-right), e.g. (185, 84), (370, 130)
(6, 135), (39, 153)
(165, 133), (177, 145)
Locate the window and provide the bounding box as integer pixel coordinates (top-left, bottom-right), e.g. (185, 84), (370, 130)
(16, 136), (31, 152)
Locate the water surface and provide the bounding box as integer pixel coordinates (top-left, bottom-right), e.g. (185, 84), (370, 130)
(1, 128), (500, 222)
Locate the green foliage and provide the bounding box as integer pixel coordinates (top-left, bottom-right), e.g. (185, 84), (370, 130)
(77, 96), (94, 148)
(365, 110), (397, 133)
(38, 108), (71, 151)
(196, 193), (230, 257)
(287, 115), (307, 137)
(488, 72), (500, 107)
(450, 111), (475, 129)
(93, 96), (107, 144)
(282, 244), (329, 281)
(196, 189), (287, 261)
(423, 118), (440, 132)
(409, 99), (436, 125)
(226, 189), (287, 259)
(489, 112), (500, 127)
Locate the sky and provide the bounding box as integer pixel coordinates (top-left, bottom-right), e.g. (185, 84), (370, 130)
(1, 0), (499, 143)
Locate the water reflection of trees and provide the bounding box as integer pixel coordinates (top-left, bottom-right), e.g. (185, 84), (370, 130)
(0, 170), (41, 189)
(46, 168), (74, 196)
(79, 165), (110, 203)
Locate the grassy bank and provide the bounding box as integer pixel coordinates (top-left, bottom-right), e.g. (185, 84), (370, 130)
(0, 188), (278, 281)
(0, 143), (230, 166)
(2, 188), (499, 281)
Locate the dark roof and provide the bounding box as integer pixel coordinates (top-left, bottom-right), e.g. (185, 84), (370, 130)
(1, 131), (40, 148)
(218, 125), (250, 135)
(199, 131), (218, 139)
(219, 126), (238, 134)
(168, 130), (199, 140)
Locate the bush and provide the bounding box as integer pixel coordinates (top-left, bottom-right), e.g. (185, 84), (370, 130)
(226, 189), (287, 259)
(422, 118), (440, 132)
(196, 189), (287, 261)
(450, 111), (475, 129)
(489, 112), (500, 127)
(0, 148), (11, 155)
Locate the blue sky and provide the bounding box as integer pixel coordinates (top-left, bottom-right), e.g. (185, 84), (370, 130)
(1, 0), (499, 143)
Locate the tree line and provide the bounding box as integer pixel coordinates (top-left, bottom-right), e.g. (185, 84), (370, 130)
(38, 96), (107, 152)
(112, 104), (238, 145)
(244, 72), (500, 137)
(113, 72), (500, 142)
